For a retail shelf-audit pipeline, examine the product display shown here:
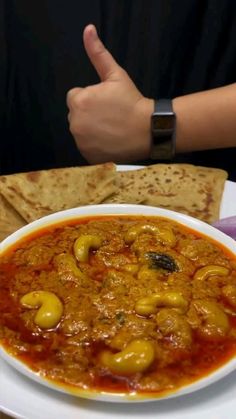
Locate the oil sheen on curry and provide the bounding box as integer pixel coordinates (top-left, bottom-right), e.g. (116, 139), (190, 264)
(1, 215), (236, 397)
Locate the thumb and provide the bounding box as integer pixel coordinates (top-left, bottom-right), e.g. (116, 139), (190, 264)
(83, 24), (121, 82)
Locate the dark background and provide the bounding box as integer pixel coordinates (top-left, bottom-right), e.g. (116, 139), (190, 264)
(0, 0), (236, 179)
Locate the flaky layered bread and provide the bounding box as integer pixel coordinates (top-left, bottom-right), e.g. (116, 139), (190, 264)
(0, 162), (228, 242)
(104, 164), (227, 223)
(0, 163), (117, 223)
(0, 194), (26, 241)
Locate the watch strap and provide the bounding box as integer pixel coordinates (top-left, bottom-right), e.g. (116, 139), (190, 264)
(154, 99), (173, 114)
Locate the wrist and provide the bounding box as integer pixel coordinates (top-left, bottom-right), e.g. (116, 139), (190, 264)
(134, 97), (154, 160)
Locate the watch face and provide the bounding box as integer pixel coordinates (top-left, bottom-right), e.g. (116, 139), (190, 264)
(151, 111), (176, 160)
(150, 100), (176, 160)
(152, 114), (175, 134)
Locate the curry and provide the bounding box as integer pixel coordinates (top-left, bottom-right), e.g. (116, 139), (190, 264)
(1, 215), (236, 397)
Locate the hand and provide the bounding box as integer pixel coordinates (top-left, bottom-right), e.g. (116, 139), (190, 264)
(67, 24), (153, 164)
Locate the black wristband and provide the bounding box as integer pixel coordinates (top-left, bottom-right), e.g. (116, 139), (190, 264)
(150, 99), (176, 160)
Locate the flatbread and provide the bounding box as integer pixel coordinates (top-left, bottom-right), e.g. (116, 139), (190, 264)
(104, 164), (228, 223)
(0, 194), (26, 241)
(0, 163), (117, 223)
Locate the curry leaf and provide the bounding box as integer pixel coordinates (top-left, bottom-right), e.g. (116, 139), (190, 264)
(145, 252), (178, 272)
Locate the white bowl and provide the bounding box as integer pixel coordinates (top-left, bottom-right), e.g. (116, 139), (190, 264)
(1, 204), (236, 403)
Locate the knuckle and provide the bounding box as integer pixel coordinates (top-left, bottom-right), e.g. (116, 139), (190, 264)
(71, 94), (83, 109)
(77, 88), (94, 110)
(68, 88), (91, 111)
(116, 66), (127, 78)
(66, 88), (81, 108)
(69, 119), (80, 136)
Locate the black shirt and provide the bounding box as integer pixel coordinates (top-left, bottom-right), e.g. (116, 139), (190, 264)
(1, 0), (236, 179)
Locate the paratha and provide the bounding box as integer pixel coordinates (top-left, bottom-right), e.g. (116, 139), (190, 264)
(0, 163), (117, 223)
(104, 164), (227, 223)
(0, 194), (26, 241)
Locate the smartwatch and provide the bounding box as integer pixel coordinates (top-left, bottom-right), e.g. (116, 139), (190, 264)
(150, 99), (176, 160)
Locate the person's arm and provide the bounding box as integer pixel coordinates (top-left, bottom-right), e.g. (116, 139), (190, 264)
(173, 83), (236, 153)
(67, 25), (236, 164)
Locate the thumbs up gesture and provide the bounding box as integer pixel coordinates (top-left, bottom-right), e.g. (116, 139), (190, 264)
(67, 25), (153, 164)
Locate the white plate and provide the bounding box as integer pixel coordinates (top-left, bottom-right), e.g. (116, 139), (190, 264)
(1, 165), (236, 419)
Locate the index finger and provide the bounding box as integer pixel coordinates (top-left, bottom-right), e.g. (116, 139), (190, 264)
(66, 87), (83, 108)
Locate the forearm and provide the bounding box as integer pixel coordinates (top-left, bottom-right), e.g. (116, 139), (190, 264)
(68, 25), (236, 163)
(173, 83), (236, 153)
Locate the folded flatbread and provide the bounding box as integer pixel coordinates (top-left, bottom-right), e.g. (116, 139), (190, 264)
(0, 194), (26, 241)
(104, 164), (228, 223)
(0, 163), (117, 223)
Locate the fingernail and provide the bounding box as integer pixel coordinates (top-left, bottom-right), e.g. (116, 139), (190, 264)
(88, 24), (97, 40)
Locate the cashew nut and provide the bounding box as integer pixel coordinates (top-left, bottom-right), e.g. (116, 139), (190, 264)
(73, 234), (102, 262)
(54, 253), (88, 280)
(20, 291), (63, 329)
(222, 284), (236, 308)
(124, 223), (176, 247)
(135, 291), (188, 316)
(100, 339), (155, 374)
(194, 265), (229, 281)
(192, 299), (229, 340)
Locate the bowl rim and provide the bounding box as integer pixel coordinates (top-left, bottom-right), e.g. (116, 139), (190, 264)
(1, 203), (236, 403)
(1, 203), (236, 251)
